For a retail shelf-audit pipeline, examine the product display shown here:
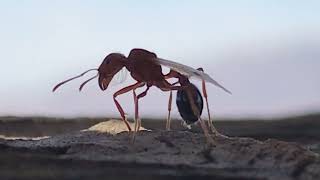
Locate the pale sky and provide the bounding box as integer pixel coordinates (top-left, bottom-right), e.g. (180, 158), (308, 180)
(0, 1), (319, 119)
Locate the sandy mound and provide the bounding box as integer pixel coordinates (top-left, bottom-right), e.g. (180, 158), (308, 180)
(84, 119), (148, 135)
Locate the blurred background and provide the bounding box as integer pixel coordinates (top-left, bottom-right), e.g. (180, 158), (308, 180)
(0, 0), (319, 119)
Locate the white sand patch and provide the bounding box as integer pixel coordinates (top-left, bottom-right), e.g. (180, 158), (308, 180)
(83, 119), (149, 135)
(0, 135), (50, 140)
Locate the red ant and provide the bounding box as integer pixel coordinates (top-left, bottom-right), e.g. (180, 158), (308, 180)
(53, 48), (231, 143)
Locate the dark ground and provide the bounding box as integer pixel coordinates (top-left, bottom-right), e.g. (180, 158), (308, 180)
(0, 113), (320, 180)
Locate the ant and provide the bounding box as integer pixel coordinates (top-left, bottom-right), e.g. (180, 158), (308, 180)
(53, 48), (231, 143)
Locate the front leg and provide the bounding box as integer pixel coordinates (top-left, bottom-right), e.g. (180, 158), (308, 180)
(113, 82), (145, 131)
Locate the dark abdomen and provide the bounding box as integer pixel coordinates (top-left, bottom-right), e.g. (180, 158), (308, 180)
(176, 83), (203, 124)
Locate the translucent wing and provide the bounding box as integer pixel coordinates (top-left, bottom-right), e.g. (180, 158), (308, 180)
(155, 58), (231, 94)
(109, 67), (128, 86)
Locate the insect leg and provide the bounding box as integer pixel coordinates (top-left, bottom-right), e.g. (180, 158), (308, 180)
(132, 90), (138, 143)
(135, 85), (150, 131)
(166, 81), (179, 131)
(166, 90), (173, 130)
(113, 82), (145, 131)
(131, 84), (147, 143)
(198, 117), (215, 145)
(197, 68), (218, 136)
